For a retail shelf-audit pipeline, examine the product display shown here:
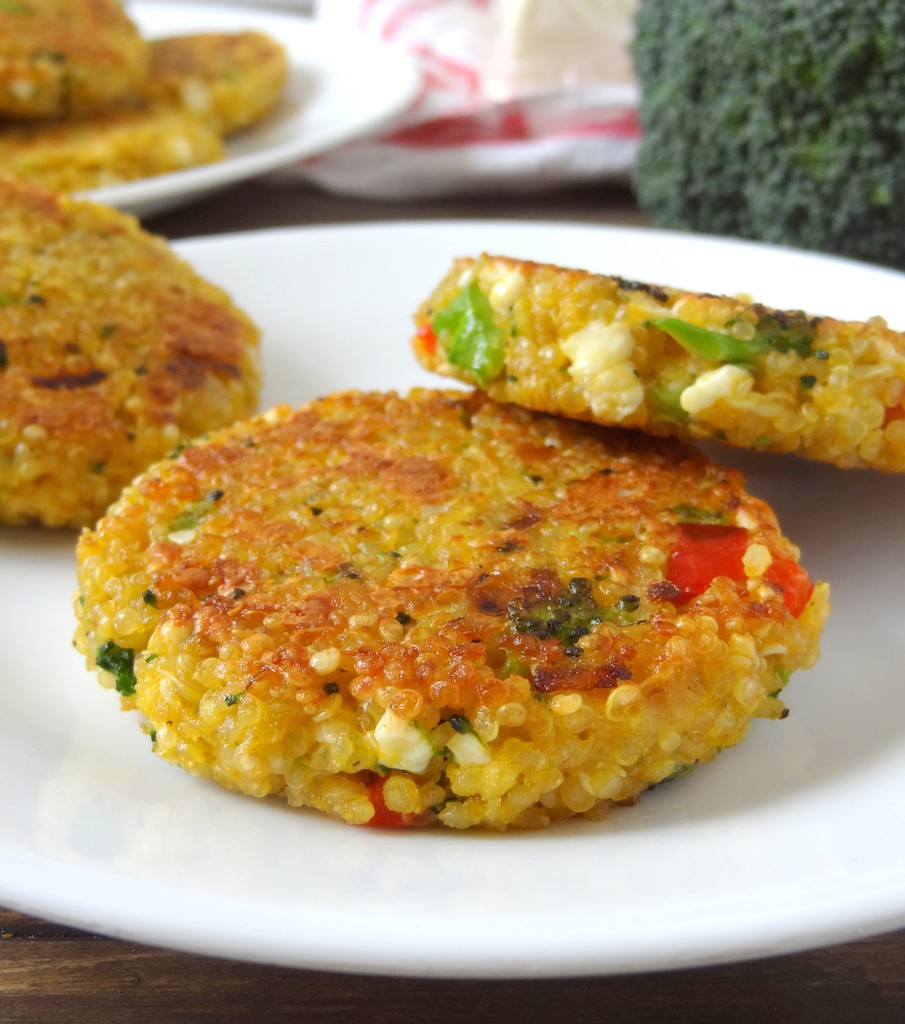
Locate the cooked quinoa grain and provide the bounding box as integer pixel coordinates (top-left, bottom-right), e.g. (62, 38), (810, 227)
(74, 389), (828, 830)
(0, 0), (148, 120)
(413, 254), (905, 472)
(0, 177), (261, 527)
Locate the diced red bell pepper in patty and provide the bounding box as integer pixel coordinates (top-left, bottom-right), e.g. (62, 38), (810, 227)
(415, 323), (437, 355)
(667, 522), (813, 616)
(362, 775), (419, 828)
(667, 523), (749, 604)
(765, 556), (814, 618)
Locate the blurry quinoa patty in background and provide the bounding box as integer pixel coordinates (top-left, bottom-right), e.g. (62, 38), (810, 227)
(0, 0), (148, 120)
(0, 105), (224, 193)
(75, 389), (828, 830)
(0, 29), (288, 194)
(140, 31), (289, 136)
(0, 177), (261, 528)
(413, 254), (905, 473)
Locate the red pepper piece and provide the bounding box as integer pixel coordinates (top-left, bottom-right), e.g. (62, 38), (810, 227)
(765, 556), (814, 618)
(666, 523), (749, 604)
(415, 323), (437, 355)
(363, 775), (418, 828)
(883, 404), (905, 427)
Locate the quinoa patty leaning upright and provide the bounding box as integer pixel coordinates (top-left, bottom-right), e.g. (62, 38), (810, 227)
(75, 389), (828, 830)
(413, 253), (905, 472)
(0, 177), (261, 528)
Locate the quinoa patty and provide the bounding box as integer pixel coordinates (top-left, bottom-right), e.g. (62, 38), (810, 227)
(413, 254), (905, 472)
(140, 31), (289, 136)
(0, 105), (224, 193)
(0, 178), (261, 528)
(0, 0), (148, 120)
(74, 389), (828, 830)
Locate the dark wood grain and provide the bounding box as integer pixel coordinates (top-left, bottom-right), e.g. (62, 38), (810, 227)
(145, 178), (651, 241)
(1, 910), (903, 1024)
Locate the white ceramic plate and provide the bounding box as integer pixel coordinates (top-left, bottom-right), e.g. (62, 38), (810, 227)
(2, 222), (904, 978)
(78, 2), (420, 217)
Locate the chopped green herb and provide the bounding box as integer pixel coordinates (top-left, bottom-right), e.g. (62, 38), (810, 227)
(769, 667), (792, 698)
(670, 503), (724, 524)
(231, 588), (246, 600)
(322, 682), (340, 695)
(430, 794), (460, 814)
(310, 506), (323, 516)
(168, 491), (222, 532)
(141, 589), (158, 607)
(99, 324), (117, 339)
(96, 641), (136, 696)
(661, 762), (695, 783)
(433, 281), (505, 384)
(648, 382), (690, 422)
(395, 611), (413, 625)
(149, 728), (157, 744)
(500, 651), (531, 679)
(754, 310), (814, 358)
(0, 3), (31, 14)
(145, 653), (158, 663)
(650, 317), (767, 364)
(448, 714), (477, 736)
(91, 461), (106, 475)
(799, 374), (817, 390)
(651, 310), (815, 366)
(0, 340), (7, 369)
(225, 693), (242, 706)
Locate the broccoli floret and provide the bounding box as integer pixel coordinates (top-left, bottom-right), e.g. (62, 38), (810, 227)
(632, 0), (905, 269)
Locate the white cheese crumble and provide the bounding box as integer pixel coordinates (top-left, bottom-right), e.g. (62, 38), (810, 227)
(489, 269), (526, 309)
(561, 320), (644, 421)
(680, 364), (753, 416)
(167, 528), (197, 545)
(373, 709), (433, 773)
(446, 730), (491, 766)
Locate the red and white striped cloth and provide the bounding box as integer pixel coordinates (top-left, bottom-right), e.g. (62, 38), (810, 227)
(296, 0), (640, 199)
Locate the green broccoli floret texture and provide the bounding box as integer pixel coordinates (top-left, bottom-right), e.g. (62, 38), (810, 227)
(632, 0), (905, 269)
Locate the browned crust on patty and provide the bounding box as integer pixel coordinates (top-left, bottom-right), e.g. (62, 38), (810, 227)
(0, 177), (260, 527)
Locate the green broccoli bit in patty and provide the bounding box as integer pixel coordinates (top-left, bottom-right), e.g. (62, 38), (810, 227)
(96, 640), (137, 697)
(433, 281), (504, 385)
(633, 0), (905, 269)
(508, 577), (640, 651)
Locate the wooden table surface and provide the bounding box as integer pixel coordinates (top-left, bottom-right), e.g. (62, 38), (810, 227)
(2, 178), (903, 1022)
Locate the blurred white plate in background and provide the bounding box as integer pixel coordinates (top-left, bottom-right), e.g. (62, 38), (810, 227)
(80, 2), (420, 217)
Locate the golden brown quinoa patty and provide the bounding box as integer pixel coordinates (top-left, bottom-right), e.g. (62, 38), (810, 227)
(140, 31), (289, 136)
(0, 177), (261, 528)
(0, 0), (148, 119)
(75, 389), (828, 830)
(0, 105), (224, 193)
(413, 254), (905, 472)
